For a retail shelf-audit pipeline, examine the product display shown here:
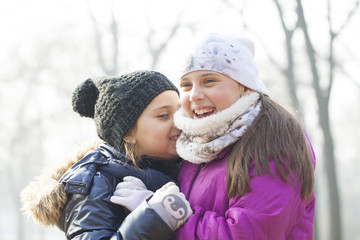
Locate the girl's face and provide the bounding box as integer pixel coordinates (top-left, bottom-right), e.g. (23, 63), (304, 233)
(179, 70), (246, 119)
(129, 90), (181, 160)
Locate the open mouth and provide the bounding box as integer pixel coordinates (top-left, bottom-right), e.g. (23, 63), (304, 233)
(193, 107), (216, 119)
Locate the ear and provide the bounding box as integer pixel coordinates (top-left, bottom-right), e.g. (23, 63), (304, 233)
(123, 134), (136, 144)
(244, 89), (254, 96)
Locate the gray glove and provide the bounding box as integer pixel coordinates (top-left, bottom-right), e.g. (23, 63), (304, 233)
(148, 182), (193, 231)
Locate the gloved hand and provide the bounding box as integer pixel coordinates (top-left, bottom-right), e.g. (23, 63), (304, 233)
(148, 182), (193, 231)
(110, 176), (153, 211)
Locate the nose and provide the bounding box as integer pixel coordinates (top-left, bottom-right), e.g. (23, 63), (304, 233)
(189, 85), (204, 102)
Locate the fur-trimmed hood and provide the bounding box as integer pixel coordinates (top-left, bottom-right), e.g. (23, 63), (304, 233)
(20, 141), (101, 226)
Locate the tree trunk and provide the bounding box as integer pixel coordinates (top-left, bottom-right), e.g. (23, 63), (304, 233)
(296, 0), (342, 239)
(318, 95), (341, 240)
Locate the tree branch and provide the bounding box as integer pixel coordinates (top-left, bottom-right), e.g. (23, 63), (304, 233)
(334, 0), (360, 38)
(86, 0), (109, 74)
(146, 9), (184, 69)
(110, 1), (119, 75)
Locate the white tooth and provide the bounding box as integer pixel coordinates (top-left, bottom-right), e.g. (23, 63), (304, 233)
(195, 109), (212, 115)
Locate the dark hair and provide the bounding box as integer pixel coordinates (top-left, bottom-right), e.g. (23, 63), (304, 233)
(226, 94), (314, 200)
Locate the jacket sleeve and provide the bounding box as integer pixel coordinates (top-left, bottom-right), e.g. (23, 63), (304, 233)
(176, 173), (315, 240)
(63, 171), (129, 240)
(114, 199), (175, 240)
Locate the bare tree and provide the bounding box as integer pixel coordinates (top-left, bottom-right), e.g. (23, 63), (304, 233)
(296, 1), (359, 239)
(223, 0), (359, 239)
(269, 1), (320, 237)
(272, 0), (305, 118)
(3, 28), (93, 239)
(87, 0), (119, 75)
(87, 0), (191, 74)
(258, 1), (321, 238)
(145, 10), (185, 70)
(6, 57), (46, 240)
(223, 0), (304, 116)
(271, 0), (359, 239)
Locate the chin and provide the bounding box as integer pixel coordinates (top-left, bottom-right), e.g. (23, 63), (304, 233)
(167, 152), (178, 160)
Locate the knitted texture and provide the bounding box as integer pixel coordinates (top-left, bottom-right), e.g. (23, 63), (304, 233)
(72, 70), (179, 151)
(182, 33), (269, 95)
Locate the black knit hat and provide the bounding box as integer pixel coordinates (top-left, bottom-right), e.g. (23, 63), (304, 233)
(72, 70), (179, 151)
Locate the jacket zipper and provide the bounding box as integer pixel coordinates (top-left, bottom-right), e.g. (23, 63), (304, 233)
(188, 162), (205, 198)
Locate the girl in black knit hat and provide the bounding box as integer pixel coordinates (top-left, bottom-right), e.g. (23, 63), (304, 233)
(21, 70), (192, 239)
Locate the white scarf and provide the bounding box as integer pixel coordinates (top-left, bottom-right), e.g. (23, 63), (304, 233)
(174, 92), (261, 164)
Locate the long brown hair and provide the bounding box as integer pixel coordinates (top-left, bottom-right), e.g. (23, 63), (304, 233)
(226, 94), (314, 200)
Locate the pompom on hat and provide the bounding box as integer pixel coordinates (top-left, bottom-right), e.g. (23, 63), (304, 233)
(182, 33), (269, 96)
(72, 70), (179, 151)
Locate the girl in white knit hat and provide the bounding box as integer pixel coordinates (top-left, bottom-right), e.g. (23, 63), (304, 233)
(114, 33), (316, 240)
(173, 33), (315, 239)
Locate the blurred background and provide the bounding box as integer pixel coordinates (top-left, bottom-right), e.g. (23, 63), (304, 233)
(1, 0), (359, 239)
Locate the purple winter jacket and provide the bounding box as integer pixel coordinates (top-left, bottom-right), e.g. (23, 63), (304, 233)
(176, 144), (316, 240)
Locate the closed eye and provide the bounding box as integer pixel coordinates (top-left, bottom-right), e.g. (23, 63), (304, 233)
(157, 113), (169, 118)
(180, 82), (192, 90)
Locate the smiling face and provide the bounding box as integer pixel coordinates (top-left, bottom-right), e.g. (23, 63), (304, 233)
(127, 90), (181, 160)
(179, 70), (246, 119)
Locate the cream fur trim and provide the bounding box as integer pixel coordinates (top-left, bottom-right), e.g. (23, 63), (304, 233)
(20, 140), (102, 225)
(174, 92), (260, 134)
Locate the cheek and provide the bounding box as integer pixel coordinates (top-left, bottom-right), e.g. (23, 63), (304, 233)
(148, 124), (174, 153)
(180, 92), (188, 105)
(212, 89), (240, 111)
(157, 125), (170, 139)
(137, 126), (163, 151)
(180, 94), (192, 117)
(145, 121), (171, 141)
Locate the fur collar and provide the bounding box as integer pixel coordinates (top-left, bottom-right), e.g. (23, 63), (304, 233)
(20, 141), (101, 226)
(174, 92), (261, 163)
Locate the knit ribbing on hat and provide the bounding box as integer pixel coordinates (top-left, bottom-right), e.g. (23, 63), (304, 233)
(73, 71), (178, 152)
(182, 33), (269, 96)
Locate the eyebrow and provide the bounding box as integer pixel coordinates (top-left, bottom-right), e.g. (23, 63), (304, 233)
(200, 73), (219, 77)
(180, 72), (219, 82)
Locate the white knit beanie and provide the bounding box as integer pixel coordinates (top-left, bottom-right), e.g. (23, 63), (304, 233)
(182, 33), (269, 96)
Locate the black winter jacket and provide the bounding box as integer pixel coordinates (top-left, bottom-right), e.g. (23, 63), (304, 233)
(23, 143), (177, 239)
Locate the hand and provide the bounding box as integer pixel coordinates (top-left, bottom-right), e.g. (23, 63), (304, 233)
(110, 176), (153, 211)
(148, 182), (193, 231)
